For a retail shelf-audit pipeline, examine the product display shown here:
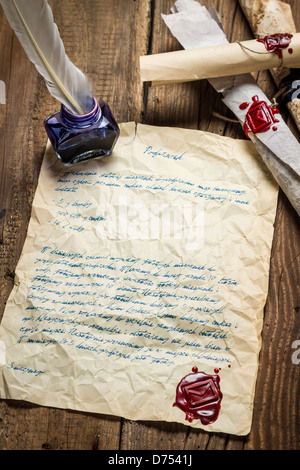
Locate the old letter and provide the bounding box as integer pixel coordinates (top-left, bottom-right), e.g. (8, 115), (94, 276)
(0, 123), (278, 435)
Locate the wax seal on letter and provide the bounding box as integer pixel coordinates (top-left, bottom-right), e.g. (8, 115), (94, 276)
(173, 367), (222, 425)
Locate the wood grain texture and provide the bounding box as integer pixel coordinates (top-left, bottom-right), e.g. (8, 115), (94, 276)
(0, 0), (299, 450)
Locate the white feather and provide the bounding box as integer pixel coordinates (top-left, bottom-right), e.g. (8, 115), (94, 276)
(0, 0), (94, 114)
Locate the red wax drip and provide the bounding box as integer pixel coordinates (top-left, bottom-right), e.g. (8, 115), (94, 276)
(257, 33), (293, 59)
(288, 48), (293, 54)
(239, 101), (249, 110)
(173, 368), (222, 425)
(243, 95), (279, 138)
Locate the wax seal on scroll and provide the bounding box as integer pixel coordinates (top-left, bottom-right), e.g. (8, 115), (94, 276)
(257, 33), (293, 59)
(173, 367), (222, 425)
(241, 95), (280, 139)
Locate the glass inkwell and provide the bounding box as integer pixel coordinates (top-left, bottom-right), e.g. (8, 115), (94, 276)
(44, 97), (120, 166)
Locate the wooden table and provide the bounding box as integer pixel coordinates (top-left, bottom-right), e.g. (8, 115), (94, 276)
(0, 0), (299, 451)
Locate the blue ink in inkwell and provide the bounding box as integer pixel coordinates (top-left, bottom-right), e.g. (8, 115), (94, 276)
(44, 97), (119, 165)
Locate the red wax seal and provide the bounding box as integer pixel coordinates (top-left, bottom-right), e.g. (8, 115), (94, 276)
(257, 33), (293, 59)
(173, 367), (222, 425)
(239, 101), (249, 110)
(242, 95), (279, 138)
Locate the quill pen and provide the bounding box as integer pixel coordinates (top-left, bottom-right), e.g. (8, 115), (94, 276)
(0, 0), (93, 114)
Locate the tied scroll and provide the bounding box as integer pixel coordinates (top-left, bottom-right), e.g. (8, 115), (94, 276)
(0, 123), (278, 435)
(238, 0), (300, 131)
(145, 0), (300, 217)
(140, 33), (300, 87)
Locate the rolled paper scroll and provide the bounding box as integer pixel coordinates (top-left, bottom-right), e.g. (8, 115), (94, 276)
(238, 0), (300, 131)
(140, 33), (300, 87)
(157, 0), (300, 216)
(238, 0), (295, 36)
